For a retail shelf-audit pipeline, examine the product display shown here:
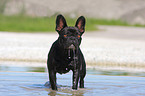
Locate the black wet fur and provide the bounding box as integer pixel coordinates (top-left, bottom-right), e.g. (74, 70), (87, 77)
(47, 14), (86, 90)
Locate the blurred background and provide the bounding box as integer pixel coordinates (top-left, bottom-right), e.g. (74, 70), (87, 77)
(1, 0), (145, 23)
(1, 0), (145, 32)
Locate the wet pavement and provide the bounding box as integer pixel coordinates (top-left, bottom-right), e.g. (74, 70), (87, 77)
(0, 65), (145, 96)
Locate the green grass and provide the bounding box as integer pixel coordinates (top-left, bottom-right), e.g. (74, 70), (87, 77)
(0, 15), (145, 32)
(0, 15), (97, 32)
(0, 15), (55, 32)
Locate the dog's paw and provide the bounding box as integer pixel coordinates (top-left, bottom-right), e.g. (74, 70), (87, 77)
(44, 81), (61, 88)
(44, 81), (51, 87)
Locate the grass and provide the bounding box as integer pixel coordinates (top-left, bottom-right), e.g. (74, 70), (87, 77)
(0, 15), (145, 32)
(0, 15), (55, 32)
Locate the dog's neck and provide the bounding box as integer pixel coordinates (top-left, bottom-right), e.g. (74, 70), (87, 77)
(55, 40), (79, 60)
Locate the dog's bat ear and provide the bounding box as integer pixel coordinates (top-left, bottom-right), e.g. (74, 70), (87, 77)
(56, 14), (67, 32)
(75, 16), (86, 34)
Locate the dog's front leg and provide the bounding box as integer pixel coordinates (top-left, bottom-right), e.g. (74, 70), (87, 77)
(49, 70), (57, 90)
(72, 68), (79, 90)
(72, 56), (79, 90)
(72, 55), (79, 90)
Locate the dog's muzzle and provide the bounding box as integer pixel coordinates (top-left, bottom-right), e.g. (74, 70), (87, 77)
(68, 44), (75, 50)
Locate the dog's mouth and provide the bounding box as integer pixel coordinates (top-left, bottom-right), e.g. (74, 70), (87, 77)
(67, 44), (77, 59)
(67, 44), (76, 50)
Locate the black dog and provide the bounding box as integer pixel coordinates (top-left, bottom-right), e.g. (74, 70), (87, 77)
(47, 14), (86, 90)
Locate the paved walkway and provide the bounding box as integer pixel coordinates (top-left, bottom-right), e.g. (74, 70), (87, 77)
(0, 25), (145, 71)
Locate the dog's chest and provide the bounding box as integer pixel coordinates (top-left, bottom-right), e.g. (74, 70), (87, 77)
(55, 60), (74, 74)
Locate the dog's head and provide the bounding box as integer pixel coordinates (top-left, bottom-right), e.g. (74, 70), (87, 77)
(56, 14), (85, 50)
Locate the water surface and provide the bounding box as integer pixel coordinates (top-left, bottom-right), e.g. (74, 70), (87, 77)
(0, 65), (145, 96)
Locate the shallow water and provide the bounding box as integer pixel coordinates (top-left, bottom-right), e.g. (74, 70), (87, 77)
(0, 65), (145, 96)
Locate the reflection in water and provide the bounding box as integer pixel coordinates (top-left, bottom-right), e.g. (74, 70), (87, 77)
(44, 81), (85, 96)
(1, 65), (145, 77)
(48, 91), (57, 96)
(27, 67), (46, 72)
(0, 65), (46, 72)
(46, 88), (85, 96)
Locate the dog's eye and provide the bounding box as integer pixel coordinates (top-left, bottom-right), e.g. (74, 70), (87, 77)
(77, 35), (80, 38)
(64, 35), (67, 37)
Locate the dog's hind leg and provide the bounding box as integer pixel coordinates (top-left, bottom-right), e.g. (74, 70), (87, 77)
(79, 70), (86, 88)
(79, 59), (86, 88)
(79, 73), (85, 88)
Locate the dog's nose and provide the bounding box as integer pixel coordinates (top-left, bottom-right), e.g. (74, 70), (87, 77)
(69, 37), (76, 44)
(70, 37), (76, 40)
